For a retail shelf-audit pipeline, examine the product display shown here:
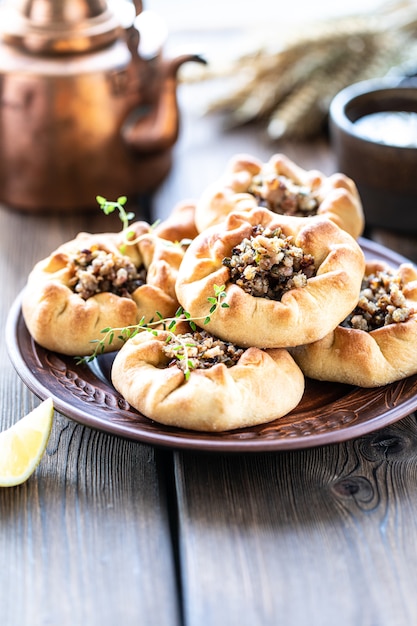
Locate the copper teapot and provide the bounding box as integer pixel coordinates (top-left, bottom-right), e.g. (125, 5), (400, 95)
(0, 0), (205, 212)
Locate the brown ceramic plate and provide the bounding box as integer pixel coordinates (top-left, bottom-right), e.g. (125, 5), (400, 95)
(6, 237), (417, 452)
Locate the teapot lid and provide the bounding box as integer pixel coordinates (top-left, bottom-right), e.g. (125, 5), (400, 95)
(0, 0), (137, 54)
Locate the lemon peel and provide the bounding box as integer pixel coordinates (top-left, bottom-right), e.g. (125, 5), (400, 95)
(0, 398), (54, 487)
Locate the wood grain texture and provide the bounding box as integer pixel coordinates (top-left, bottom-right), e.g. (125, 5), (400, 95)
(0, 207), (180, 626)
(174, 415), (417, 626)
(0, 416), (180, 625)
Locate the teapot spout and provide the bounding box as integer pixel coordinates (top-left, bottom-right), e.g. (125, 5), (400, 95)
(121, 53), (207, 154)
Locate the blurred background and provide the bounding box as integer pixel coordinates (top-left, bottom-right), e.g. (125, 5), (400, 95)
(1, 0), (417, 220)
(146, 0), (417, 141)
(146, 0), (389, 31)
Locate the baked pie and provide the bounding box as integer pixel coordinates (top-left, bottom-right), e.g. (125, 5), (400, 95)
(111, 326), (305, 431)
(175, 207), (365, 348)
(194, 152), (364, 239)
(22, 222), (185, 356)
(291, 261), (417, 386)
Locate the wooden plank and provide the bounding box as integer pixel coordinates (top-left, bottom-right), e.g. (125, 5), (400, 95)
(0, 414), (180, 625)
(0, 208), (180, 626)
(0, 420), (180, 625)
(174, 415), (417, 626)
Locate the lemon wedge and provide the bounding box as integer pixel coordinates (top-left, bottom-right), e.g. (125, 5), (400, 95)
(0, 398), (54, 487)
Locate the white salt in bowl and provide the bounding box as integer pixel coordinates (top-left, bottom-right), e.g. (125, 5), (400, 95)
(329, 77), (417, 232)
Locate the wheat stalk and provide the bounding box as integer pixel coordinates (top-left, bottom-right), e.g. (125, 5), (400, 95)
(187, 1), (417, 140)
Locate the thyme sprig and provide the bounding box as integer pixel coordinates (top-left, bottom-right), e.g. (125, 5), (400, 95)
(96, 195), (161, 252)
(96, 195), (135, 236)
(76, 284), (230, 380)
(96, 195), (191, 251)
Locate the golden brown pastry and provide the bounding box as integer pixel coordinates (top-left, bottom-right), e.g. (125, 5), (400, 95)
(111, 327), (305, 431)
(194, 152), (364, 239)
(154, 200), (199, 243)
(175, 207), (365, 349)
(22, 221), (185, 356)
(290, 261), (417, 387)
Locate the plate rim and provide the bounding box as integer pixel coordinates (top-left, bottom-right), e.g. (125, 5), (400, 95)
(6, 237), (417, 452)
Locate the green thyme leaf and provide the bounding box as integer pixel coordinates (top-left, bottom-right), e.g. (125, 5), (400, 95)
(79, 283), (229, 378)
(214, 284), (226, 295)
(150, 219), (161, 230)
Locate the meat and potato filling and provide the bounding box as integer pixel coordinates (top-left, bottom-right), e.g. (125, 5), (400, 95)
(341, 268), (414, 332)
(248, 173), (319, 217)
(68, 246), (146, 300)
(222, 225), (315, 300)
(162, 330), (244, 373)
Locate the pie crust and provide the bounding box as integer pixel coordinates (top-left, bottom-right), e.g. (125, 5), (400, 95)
(22, 222), (185, 356)
(111, 329), (305, 431)
(194, 152), (364, 239)
(290, 261), (417, 387)
(175, 207), (365, 348)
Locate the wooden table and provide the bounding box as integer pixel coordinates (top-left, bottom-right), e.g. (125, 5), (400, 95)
(2, 76), (417, 626)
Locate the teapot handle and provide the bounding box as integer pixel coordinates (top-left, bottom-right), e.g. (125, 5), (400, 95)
(121, 52), (206, 155)
(132, 0), (142, 15)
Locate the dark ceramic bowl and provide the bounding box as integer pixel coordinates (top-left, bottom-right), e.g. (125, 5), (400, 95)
(329, 78), (417, 232)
